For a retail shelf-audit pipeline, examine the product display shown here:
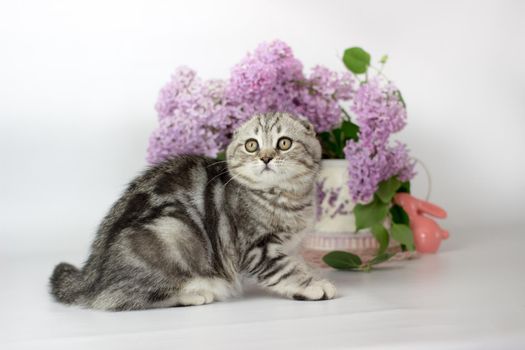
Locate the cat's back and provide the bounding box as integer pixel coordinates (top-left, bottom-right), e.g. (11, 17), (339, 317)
(129, 155), (228, 196)
(95, 155), (231, 241)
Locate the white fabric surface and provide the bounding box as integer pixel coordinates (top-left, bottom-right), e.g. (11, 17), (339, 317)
(2, 228), (524, 349)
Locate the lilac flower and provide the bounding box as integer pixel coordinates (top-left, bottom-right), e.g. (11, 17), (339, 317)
(344, 140), (385, 203)
(147, 67), (232, 163)
(389, 141), (416, 181)
(155, 67), (198, 120)
(308, 65), (354, 100)
(227, 40), (303, 103)
(344, 78), (415, 203)
(226, 40), (354, 132)
(296, 66), (355, 132)
(351, 78), (407, 147)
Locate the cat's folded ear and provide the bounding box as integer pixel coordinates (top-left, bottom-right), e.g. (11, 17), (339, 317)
(297, 117), (316, 136)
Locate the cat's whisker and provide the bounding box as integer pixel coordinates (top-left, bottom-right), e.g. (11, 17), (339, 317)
(281, 159), (317, 174)
(206, 160), (229, 168)
(206, 169), (231, 186)
(223, 172), (244, 188)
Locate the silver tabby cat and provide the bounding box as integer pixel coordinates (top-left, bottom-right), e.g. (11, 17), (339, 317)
(50, 112), (336, 310)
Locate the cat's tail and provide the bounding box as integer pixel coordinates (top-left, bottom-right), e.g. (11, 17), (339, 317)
(50, 262), (85, 304)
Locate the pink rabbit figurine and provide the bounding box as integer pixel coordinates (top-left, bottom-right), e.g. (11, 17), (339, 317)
(393, 193), (449, 253)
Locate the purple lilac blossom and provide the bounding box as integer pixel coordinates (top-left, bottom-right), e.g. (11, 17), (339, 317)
(148, 40), (355, 163)
(352, 78), (407, 147)
(296, 66), (354, 132)
(344, 78), (415, 203)
(147, 67), (232, 163)
(226, 43), (354, 132)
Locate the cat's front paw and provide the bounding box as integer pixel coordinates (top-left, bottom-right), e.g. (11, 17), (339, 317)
(177, 291), (215, 306)
(292, 279), (337, 301)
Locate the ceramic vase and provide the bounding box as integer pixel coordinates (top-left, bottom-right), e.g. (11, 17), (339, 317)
(302, 159), (402, 267)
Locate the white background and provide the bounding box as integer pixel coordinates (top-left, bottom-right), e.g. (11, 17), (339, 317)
(2, 2), (525, 349)
(1, 0), (524, 254)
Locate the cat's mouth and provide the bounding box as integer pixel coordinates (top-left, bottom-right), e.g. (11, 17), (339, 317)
(260, 166), (275, 174)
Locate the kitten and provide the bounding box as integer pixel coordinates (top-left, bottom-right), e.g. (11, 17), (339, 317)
(50, 112), (336, 310)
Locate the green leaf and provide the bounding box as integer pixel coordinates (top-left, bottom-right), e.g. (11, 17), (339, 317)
(323, 251), (362, 270)
(390, 204), (410, 225)
(376, 177), (402, 203)
(391, 223), (415, 251)
(368, 252), (395, 266)
(360, 265), (372, 272)
(215, 151), (226, 161)
(341, 120), (359, 142)
(395, 90), (406, 108)
(379, 54), (389, 64)
(398, 181), (411, 194)
(343, 47), (371, 74)
(318, 132), (339, 159)
(354, 197), (390, 230)
(332, 128), (342, 151)
(319, 119), (360, 159)
(318, 131), (331, 142)
(371, 224), (389, 255)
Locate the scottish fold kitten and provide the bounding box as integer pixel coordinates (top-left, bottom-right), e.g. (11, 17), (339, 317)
(50, 112), (336, 310)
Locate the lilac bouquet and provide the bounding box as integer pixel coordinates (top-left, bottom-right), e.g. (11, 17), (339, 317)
(148, 40), (353, 163)
(148, 41), (417, 269)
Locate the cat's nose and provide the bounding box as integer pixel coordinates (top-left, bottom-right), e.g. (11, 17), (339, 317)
(260, 156), (273, 164)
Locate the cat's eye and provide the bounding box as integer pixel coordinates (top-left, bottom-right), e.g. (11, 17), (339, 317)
(277, 137), (292, 151)
(245, 139), (259, 153)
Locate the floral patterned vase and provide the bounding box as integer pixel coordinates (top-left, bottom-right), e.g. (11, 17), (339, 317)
(302, 159), (402, 267)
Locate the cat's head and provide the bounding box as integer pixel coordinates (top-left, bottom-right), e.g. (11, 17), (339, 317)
(226, 112), (322, 192)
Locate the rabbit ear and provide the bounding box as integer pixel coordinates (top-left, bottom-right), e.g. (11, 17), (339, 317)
(419, 200), (447, 219)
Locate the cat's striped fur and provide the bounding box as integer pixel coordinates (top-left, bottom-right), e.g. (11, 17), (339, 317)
(50, 112), (336, 310)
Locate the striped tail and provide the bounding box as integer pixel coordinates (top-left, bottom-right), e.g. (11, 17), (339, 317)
(50, 262), (84, 304)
